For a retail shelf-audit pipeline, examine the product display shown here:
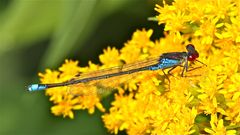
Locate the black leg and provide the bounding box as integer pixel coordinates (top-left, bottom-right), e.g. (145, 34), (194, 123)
(187, 66), (203, 72)
(184, 74), (201, 77)
(184, 66), (205, 77)
(167, 66), (177, 76)
(181, 66), (185, 77)
(181, 61), (189, 77)
(162, 69), (170, 89)
(196, 59), (207, 67)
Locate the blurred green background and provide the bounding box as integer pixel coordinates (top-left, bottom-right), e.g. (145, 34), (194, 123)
(0, 0), (163, 134)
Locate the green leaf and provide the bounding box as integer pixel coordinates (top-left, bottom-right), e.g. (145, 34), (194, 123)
(0, 0), (60, 54)
(41, 0), (130, 67)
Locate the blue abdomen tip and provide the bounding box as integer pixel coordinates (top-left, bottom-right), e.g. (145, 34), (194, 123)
(27, 84), (47, 91)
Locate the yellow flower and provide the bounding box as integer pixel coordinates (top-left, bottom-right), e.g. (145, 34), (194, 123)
(39, 60), (107, 118)
(58, 59), (81, 80)
(51, 95), (81, 119)
(204, 114), (236, 135)
(120, 29), (154, 63)
(99, 47), (121, 67)
(39, 69), (60, 84)
(36, 0), (240, 134)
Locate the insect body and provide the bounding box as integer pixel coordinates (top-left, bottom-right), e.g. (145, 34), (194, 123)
(28, 44), (204, 91)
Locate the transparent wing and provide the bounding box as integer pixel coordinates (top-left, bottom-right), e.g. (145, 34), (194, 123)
(65, 56), (161, 96)
(70, 56), (161, 81)
(67, 72), (142, 97)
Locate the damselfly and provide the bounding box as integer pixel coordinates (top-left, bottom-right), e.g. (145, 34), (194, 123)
(27, 44), (206, 91)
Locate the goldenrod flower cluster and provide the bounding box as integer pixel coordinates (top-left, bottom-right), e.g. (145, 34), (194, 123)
(39, 0), (240, 134)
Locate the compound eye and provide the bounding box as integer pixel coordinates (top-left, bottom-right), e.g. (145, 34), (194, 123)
(186, 44), (195, 52)
(188, 52), (199, 61)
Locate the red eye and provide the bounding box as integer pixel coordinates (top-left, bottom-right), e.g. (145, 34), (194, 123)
(188, 52), (199, 61)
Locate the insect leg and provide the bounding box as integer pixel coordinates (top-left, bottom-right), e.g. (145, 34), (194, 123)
(184, 66), (205, 77)
(181, 61), (188, 77)
(187, 66), (203, 72)
(167, 66), (178, 76)
(162, 69), (170, 89)
(196, 59), (207, 67)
